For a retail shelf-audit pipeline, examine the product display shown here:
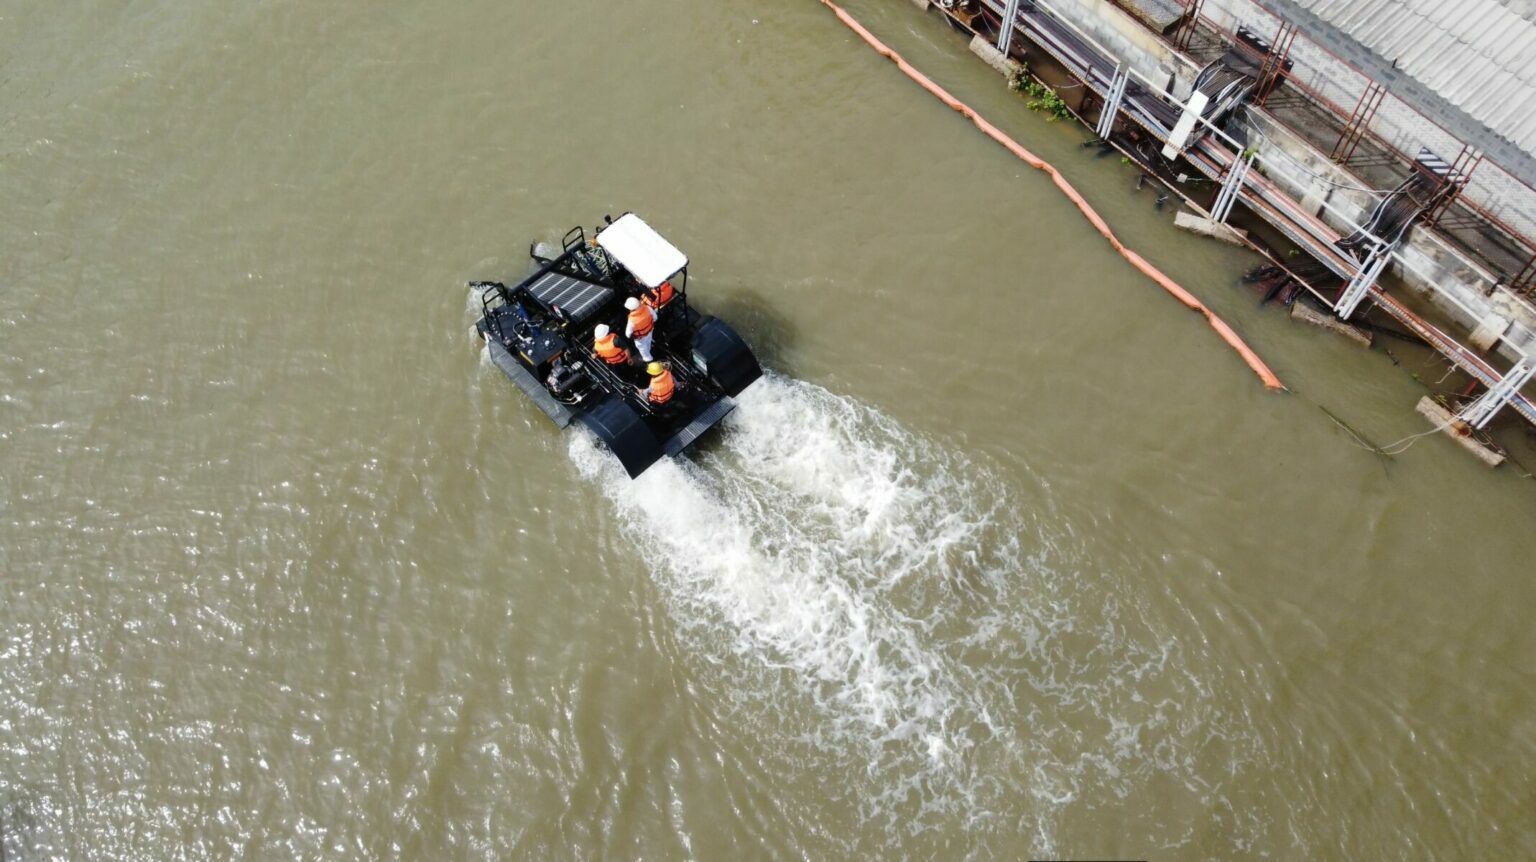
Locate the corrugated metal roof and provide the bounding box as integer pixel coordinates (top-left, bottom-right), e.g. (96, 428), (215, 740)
(1294, 0), (1536, 156)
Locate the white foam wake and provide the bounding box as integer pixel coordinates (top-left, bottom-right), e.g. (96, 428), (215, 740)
(566, 372), (1261, 851)
(569, 376), (1013, 814)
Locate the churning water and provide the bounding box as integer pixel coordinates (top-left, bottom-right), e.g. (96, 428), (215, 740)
(570, 374), (1266, 854)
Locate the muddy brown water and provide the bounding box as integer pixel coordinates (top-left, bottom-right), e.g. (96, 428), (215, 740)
(4, 0), (1534, 858)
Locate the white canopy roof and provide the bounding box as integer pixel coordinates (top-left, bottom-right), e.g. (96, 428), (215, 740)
(595, 213), (687, 288)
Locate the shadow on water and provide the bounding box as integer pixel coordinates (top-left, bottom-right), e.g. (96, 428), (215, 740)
(698, 285), (797, 372)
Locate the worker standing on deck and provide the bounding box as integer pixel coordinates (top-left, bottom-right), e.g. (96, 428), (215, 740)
(640, 362), (675, 405)
(644, 279), (676, 313)
(624, 297), (656, 362)
(592, 324), (630, 366)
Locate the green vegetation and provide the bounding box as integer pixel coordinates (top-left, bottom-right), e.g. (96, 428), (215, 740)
(1008, 67), (1072, 121)
(1239, 147), (1269, 177)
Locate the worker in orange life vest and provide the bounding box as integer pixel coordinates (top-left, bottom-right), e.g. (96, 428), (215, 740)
(644, 279), (676, 312)
(624, 296), (656, 362)
(640, 362), (675, 405)
(592, 324), (629, 366)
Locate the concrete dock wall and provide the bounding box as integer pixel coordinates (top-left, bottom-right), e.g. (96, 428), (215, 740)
(1186, 0), (1536, 254)
(1239, 110), (1536, 356)
(1025, 0), (1536, 360)
(1044, 0), (1195, 95)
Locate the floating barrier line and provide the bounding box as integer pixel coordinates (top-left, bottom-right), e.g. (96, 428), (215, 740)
(816, 0), (1286, 391)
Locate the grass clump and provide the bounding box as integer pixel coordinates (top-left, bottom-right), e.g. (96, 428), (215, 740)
(1008, 66), (1073, 121)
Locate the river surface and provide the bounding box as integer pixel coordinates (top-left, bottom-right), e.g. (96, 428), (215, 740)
(4, 1), (1535, 859)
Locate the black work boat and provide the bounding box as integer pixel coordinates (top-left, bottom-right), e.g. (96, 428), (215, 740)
(472, 213), (762, 478)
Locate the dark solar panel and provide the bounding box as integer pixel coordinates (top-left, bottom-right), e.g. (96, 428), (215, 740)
(527, 271), (613, 323)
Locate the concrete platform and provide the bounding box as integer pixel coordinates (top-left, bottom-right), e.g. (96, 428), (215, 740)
(1414, 396), (1505, 467)
(1290, 301), (1372, 348)
(1174, 210), (1248, 246)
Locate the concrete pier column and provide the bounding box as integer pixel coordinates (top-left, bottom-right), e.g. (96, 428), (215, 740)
(1469, 313), (1511, 351)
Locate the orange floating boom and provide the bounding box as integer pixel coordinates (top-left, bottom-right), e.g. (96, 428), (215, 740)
(816, 0), (1286, 391)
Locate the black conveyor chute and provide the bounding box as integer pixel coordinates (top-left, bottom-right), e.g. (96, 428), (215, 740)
(576, 396), (664, 478)
(1337, 150), (1456, 256)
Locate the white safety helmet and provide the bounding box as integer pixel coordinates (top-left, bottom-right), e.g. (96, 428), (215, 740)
(624, 297), (641, 311)
(593, 323), (610, 339)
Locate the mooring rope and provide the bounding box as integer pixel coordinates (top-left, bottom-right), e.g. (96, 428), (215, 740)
(815, 0), (1287, 391)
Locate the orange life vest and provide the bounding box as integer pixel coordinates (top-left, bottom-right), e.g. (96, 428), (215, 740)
(593, 333), (629, 364)
(627, 305), (655, 339)
(645, 281), (676, 310)
(647, 368), (676, 404)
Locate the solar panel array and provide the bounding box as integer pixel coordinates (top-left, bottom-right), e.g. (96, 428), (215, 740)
(527, 271), (613, 324)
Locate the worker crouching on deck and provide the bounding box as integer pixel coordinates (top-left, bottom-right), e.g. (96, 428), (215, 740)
(640, 362), (675, 405)
(592, 324), (630, 366)
(624, 296), (656, 362)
